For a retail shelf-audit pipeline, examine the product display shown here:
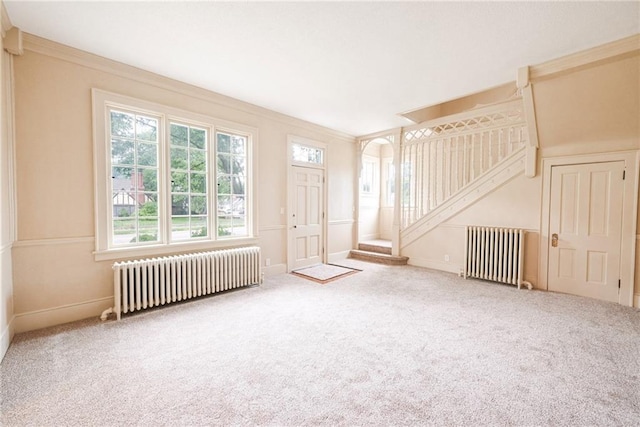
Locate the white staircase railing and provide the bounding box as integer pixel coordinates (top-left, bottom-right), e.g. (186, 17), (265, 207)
(400, 99), (529, 230)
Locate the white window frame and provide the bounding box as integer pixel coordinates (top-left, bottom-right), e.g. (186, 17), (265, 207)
(361, 156), (379, 196)
(289, 140), (325, 168)
(92, 89), (257, 261)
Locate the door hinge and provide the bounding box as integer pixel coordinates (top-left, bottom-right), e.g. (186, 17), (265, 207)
(623, 170), (626, 180)
(618, 279), (621, 289)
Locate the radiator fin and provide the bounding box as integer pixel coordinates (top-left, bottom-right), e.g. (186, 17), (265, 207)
(464, 227), (524, 288)
(113, 246), (260, 319)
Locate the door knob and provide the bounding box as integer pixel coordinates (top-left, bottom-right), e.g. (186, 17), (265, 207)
(551, 233), (558, 247)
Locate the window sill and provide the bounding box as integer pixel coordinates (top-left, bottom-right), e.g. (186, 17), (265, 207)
(93, 237), (259, 262)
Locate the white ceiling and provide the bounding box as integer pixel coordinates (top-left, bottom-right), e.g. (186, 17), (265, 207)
(5, 1), (640, 136)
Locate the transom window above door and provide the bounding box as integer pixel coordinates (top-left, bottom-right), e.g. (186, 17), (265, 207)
(291, 143), (324, 165)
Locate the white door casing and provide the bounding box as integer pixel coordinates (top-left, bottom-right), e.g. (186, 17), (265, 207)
(547, 161), (624, 302)
(290, 166), (324, 270)
(539, 151), (639, 307)
(287, 136), (327, 272)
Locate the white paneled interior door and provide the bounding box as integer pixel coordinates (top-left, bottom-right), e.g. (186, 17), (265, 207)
(290, 166), (324, 270)
(547, 161), (624, 302)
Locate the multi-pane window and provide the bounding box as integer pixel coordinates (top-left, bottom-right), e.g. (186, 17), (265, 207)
(217, 132), (247, 237)
(110, 110), (160, 246)
(94, 89), (254, 256)
(170, 123), (208, 241)
(292, 143), (323, 165)
(361, 160), (377, 194)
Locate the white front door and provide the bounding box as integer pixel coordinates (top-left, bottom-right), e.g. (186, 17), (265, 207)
(548, 161), (624, 302)
(290, 166), (324, 270)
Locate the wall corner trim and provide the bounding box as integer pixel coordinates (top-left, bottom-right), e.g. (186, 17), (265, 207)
(0, 315), (15, 363)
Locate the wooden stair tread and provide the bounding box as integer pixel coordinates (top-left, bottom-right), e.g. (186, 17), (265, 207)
(349, 249), (409, 265)
(357, 242), (392, 255)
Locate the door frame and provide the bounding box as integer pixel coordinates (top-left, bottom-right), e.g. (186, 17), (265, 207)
(539, 150), (639, 306)
(286, 135), (328, 272)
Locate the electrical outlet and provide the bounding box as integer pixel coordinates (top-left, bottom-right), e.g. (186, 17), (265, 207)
(444, 254), (450, 262)
(265, 258), (271, 266)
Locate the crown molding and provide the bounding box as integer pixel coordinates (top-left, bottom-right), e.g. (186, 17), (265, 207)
(530, 34), (640, 81)
(21, 33), (355, 144)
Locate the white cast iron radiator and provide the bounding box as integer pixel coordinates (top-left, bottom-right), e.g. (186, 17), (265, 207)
(464, 226), (531, 290)
(105, 246), (261, 320)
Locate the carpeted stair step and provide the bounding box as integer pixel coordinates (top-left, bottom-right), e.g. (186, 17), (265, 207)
(349, 249), (409, 266)
(357, 242), (392, 255)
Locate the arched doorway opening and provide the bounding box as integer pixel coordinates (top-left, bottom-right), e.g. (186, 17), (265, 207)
(358, 137), (394, 244)
(354, 133), (405, 263)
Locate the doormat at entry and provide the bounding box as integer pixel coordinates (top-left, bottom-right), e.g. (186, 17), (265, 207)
(292, 264), (361, 284)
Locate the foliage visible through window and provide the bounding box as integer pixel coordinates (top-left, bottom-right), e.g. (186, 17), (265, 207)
(170, 123), (208, 241)
(292, 143), (323, 165)
(98, 93), (254, 252)
(110, 110), (160, 245)
(217, 132), (247, 237)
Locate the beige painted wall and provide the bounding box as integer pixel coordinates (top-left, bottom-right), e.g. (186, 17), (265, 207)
(327, 141), (357, 260)
(1, 4), (15, 360)
(403, 173), (541, 284)
(535, 54), (640, 298)
(403, 53), (639, 296)
(11, 38), (355, 332)
(0, 9), (14, 361)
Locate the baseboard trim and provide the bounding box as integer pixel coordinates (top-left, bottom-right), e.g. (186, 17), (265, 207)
(328, 250), (351, 263)
(407, 257), (461, 275)
(0, 316), (15, 363)
(14, 297), (113, 334)
(263, 263), (287, 277)
(634, 294), (640, 309)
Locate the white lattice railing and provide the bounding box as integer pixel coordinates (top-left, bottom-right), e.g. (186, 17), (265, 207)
(401, 99), (528, 229)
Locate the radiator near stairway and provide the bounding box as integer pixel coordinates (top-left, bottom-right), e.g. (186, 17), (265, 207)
(464, 226), (531, 290)
(108, 246), (261, 320)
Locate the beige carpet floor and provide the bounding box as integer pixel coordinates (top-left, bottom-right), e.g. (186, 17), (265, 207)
(1, 259), (640, 426)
